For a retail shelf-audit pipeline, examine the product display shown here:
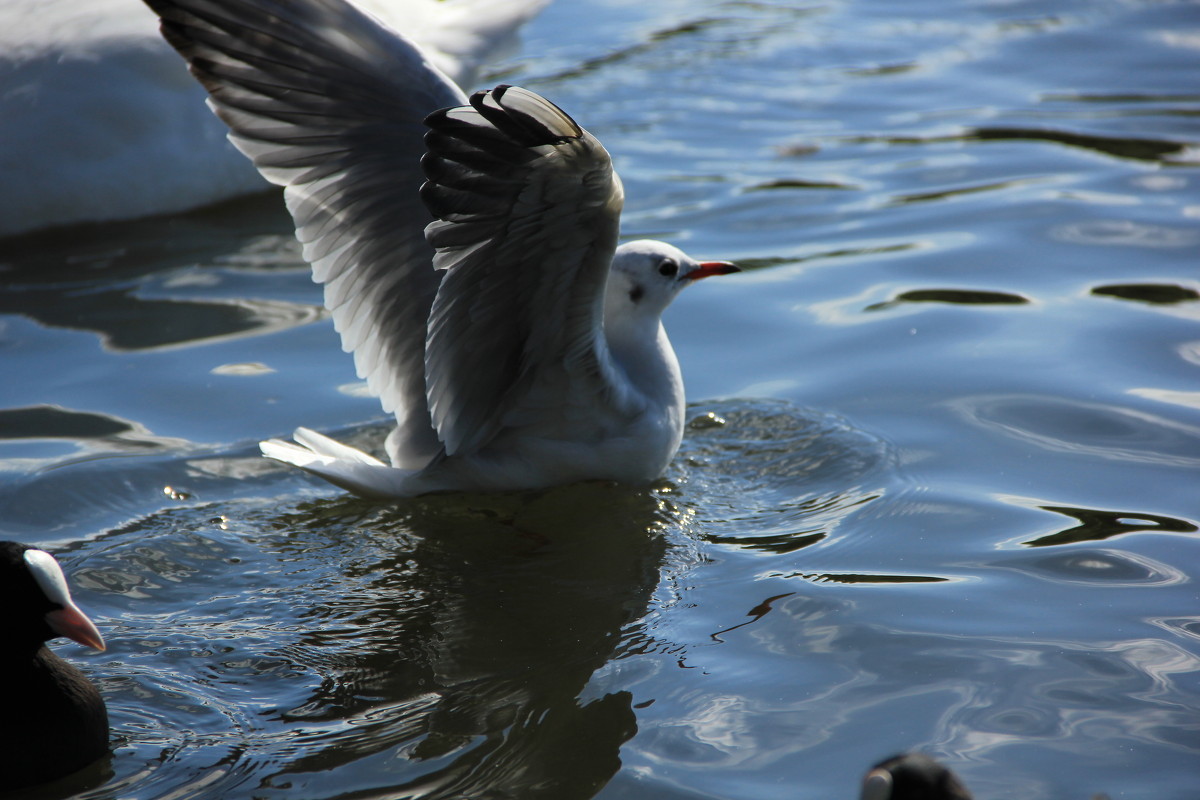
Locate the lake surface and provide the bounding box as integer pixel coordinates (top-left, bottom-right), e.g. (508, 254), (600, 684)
(3, 0), (1199, 798)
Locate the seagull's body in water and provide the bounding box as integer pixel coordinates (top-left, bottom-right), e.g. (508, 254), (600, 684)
(146, 0), (738, 498)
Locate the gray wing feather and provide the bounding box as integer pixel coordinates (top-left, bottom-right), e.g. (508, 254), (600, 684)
(420, 85), (628, 456)
(147, 0), (466, 467)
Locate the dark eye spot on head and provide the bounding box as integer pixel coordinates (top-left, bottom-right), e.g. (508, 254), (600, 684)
(658, 258), (678, 278)
(629, 284), (645, 303)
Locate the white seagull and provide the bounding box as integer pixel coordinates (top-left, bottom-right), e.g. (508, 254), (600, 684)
(145, 0), (739, 498)
(0, 0), (547, 237)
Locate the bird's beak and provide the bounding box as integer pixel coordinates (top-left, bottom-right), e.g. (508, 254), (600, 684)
(860, 769), (893, 800)
(46, 603), (106, 652)
(686, 261), (740, 281)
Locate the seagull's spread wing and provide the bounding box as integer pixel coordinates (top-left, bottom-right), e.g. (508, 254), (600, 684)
(147, 0), (466, 467)
(420, 86), (630, 456)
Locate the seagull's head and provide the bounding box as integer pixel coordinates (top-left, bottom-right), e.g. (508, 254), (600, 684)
(607, 240), (739, 321)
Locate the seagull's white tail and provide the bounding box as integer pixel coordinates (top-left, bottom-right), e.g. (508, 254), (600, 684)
(261, 427), (415, 499)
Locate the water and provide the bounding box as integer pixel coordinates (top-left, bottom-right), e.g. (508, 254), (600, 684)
(2, 0), (1198, 797)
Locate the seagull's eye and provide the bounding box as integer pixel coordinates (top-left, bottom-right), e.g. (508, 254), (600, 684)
(658, 258), (678, 278)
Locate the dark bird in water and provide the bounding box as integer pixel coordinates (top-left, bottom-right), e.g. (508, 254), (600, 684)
(861, 753), (974, 800)
(0, 541), (108, 790)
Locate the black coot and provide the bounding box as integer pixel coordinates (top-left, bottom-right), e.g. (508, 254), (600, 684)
(862, 753), (974, 800)
(0, 541), (108, 790)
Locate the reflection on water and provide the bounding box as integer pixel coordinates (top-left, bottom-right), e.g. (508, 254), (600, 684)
(838, 125), (1191, 166)
(1024, 504), (1197, 547)
(786, 571), (948, 585)
(866, 288), (1029, 311)
(256, 487), (665, 799)
(0, 285), (322, 352)
(0, 405), (189, 475)
(1091, 283), (1200, 305)
(708, 592), (795, 643)
(61, 484), (668, 800)
(0, 193), (314, 352)
(0, 405), (150, 441)
(967, 126), (1187, 163)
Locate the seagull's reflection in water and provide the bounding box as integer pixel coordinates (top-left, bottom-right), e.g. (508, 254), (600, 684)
(266, 481), (670, 799)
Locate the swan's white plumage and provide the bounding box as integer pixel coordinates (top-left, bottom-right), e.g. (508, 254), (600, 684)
(0, 0), (548, 237)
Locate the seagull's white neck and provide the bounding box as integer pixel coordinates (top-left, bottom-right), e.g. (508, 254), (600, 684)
(602, 274), (685, 410)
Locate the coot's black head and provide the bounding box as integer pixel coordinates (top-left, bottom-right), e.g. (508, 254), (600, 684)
(861, 753), (974, 800)
(1, 541), (105, 655)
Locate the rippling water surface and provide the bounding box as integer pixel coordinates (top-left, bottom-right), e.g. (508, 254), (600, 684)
(3, 0), (1198, 798)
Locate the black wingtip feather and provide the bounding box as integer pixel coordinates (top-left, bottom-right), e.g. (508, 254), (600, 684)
(427, 85), (582, 152)
(421, 85), (597, 230)
(464, 91), (543, 148)
(420, 152), (511, 195)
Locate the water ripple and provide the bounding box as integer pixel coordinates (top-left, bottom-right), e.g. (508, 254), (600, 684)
(950, 393), (1200, 467)
(1051, 219), (1200, 249)
(996, 548), (1186, 588)
(670, 399), (894, 547)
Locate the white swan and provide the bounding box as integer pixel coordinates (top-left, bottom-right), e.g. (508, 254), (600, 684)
(0, 0), (549, 237)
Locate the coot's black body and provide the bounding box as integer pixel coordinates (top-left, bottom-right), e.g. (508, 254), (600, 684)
(0, 541), (108, 790)
(862, 753), (974, 800)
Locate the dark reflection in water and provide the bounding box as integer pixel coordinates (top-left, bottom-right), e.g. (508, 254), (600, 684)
(0, 405), (135, 440)
(535, 4), (819, 86)
(1025, 505), (1197, 547)
(0, 192), (293, 279)
(249, 483), (668, 800)
(1091, 283), (1200, 305)
(844, 125), (1189, 165)
(866, 288), (1029, 311)
(0, 405), (187, 474)
(709, 592), (794, 643)
(781, 572), (949, 585)
(0, 286), (321, 352)
(0, 193), (314, 351)
(745, 178), (855, 192)
(966, 126), (1186, 163)
(728, 241), (916, 274)
(889, 178), (1040, 207)
(705, 530), (824, 554)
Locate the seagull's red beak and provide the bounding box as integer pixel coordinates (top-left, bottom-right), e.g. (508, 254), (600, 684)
(686, 261), (740, 281)
(46, 603), (106, 652)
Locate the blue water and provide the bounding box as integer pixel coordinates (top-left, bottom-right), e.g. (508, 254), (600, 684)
(3, 0), (1199, 798)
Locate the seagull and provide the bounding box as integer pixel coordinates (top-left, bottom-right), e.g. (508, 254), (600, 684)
(145, 0), (739, 498)
(0, 0), (548, 237)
